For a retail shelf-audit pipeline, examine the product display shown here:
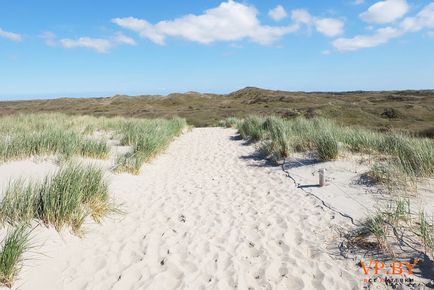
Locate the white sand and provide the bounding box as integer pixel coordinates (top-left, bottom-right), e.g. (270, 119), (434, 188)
(0, 128), (399, 289)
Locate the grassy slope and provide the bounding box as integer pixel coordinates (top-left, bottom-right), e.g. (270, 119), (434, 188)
(1, 87), (433, 134)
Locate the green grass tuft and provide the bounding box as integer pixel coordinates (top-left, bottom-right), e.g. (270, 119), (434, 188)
(0, 163), (115, 234)
(115, 118), (186, 174)
(315, 132), (339, 161)
(0, 225), (31, 288)
(237, 116), (266, 142)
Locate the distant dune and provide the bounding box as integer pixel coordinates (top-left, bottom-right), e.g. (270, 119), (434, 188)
(1, 87), (433, 135)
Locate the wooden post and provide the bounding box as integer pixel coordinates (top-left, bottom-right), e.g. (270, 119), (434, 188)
(319, 168), (325, 187)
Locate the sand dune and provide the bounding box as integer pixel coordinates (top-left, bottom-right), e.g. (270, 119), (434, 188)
(1, 128), (373, 289)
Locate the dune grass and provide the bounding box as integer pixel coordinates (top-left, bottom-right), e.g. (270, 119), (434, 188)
(0, 225), (30, 288)
(224, 115), (434, 180)
(261, 116), (291, 160)
(0, 114), (110, 162)
(238, 116), (266, 142)
(0, 114), (187, 175)
(349, 197), (434, 257)
(115, 118), (187, 174)
(355, 212), (388, 251)
(0, 163), (114, 234)
(419, 210), (434, 252)
(0, 181), (36, 225)
(218, 117), (240, 128)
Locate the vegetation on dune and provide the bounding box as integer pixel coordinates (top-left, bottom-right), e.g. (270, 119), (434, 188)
(115, 118), (187, 174)
(225, 115), (434, 179)
(261, 116), (291, 160)
(0, 225), (30, 288)
(1, 88), (433, 135)
(238, 116), (266, 142)
(347, 196), (434, 258)
(0, 114), (109, 162)
(0, 163), (115, 234)
(218, 117), (240, 128)
(419, 210), (434, 252)
(0, 114), (187, 175)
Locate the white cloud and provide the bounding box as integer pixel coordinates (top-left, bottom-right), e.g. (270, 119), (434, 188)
(113, 1), (343, 45)
(400, 3), (434, 32)
(112, 17), (165, 44)
(113, 32), (136, 45)
(0, 27), (22, 41)
(291, 9), (314, 25)
(60, 37), (113, 53)
(360, 0), (409, 24)
(354, 0), (365, 5)
(334, 3), (434, 51)
(113, 1), (295, 45)
(315, 18), (345, 37)
(268, 5), (288, 21)
(291, 9), (344, 37)
(58, 33), (136, 53)
(333, 27), (402, 51)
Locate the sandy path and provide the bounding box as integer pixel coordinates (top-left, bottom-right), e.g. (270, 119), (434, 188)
(11, 128), (362, 290)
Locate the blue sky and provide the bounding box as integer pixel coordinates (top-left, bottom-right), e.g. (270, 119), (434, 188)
(1, 0), (433, 100)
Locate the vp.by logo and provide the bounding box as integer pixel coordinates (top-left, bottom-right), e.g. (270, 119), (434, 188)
(360, 259), (419, 276)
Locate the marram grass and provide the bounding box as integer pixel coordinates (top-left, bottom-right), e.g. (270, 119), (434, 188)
(0, 225), (30, 288)
(115, 118), (187, 174)
(0, 114), (110, 162)
(0, 113), (187, 176)
(222, 115), (434, 179)
(0, 163), (115, 234)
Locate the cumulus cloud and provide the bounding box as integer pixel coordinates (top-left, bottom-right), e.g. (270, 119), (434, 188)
(360, 0), (409, 24)
(113, 1), (296, 45)
(0, 27), (22, 41)
(268, 5), (288, 21)
(113, 1), (344, 45)
(334, 3), (434, 51)
(291, 9), (345, 37)
(58, 32), (136, 53)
